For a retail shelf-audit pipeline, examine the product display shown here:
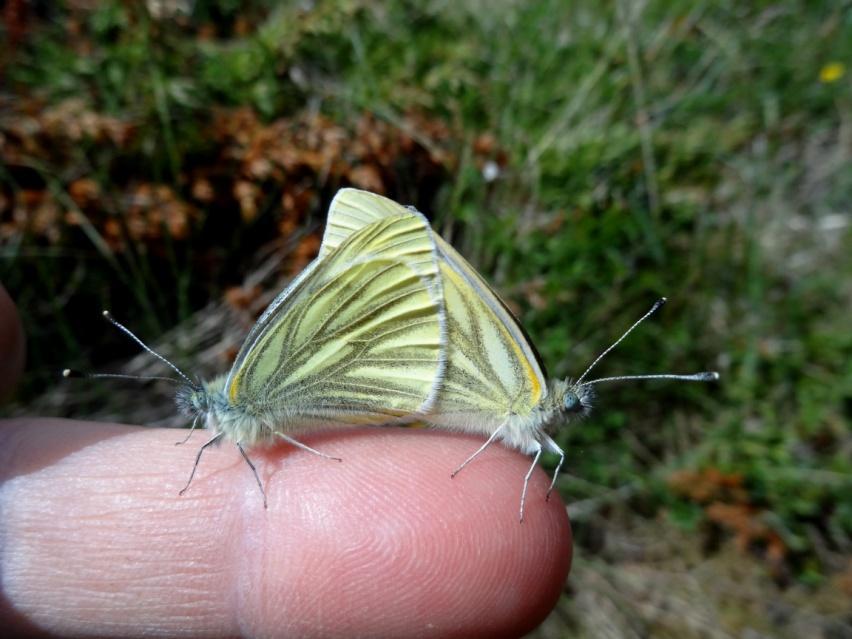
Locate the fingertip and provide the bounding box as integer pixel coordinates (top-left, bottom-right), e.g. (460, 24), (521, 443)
(237, 429), (571, 638)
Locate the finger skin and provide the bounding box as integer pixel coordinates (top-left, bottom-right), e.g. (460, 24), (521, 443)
(0, 284), (25, 399)
(0, 420), (572, 638)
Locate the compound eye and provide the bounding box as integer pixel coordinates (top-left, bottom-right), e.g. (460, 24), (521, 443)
(563, 392), (579, 411)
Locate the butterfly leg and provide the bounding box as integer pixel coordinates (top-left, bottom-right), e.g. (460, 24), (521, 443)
(236, 442), (268, 509)
(275, 433), (343, 462)
(519, 446), (543, 523)
(179, 432), (224, 497)
(541, 434), (566, 501)
(450, 420), (507, 478)
(175, 416), (200, 446)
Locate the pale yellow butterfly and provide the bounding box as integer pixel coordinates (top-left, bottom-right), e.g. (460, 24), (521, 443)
(66, 208), (448, 507)
(320, 188), (719, 521)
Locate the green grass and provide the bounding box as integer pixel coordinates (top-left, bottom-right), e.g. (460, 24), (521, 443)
(2, 0), (851, 588)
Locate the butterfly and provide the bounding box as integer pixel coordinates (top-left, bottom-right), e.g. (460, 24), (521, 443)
(319, 188), (719, 521)
(67, 207), (449, 507)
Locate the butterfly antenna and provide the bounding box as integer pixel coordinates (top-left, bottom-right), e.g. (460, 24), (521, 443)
(583, 371), (719, 386)
(101, 310), (197, 388)
(576, 297), (667, 385)
(61, 369), (184, 384)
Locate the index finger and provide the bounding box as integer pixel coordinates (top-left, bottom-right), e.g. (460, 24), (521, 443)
(0, 419), (571, 638)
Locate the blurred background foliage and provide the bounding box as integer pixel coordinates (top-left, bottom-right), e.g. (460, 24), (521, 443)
(2, 0), (851, 636)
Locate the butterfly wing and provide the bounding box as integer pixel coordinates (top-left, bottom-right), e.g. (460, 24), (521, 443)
(237, 191), (438, 369)
(319, 189), (421, 260)
(322, 189), (547, 427)
(429, 238), (546, 427)
(225, 212), (446, 427)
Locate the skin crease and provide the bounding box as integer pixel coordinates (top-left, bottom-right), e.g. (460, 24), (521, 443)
(0, 285), (572, 639)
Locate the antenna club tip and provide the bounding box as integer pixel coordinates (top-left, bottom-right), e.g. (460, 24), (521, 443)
(705, 371), (721, 381)
(62, 368), (82, 378)
(102, 310), (111, 318)
(649, 297), (667, 313)
(62, 368), (72, 377)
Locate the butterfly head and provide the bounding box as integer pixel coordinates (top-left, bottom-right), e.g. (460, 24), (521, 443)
(178, 375), (231, 412)
(546, 378), (594, 421)
(176, 383), (210, 418)
(562, 383), (594, 417)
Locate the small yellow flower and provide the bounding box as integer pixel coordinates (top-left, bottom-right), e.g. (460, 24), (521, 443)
(819, 62), (845, 84)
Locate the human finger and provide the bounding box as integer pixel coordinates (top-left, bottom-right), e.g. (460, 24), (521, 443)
(0, 419), (571, 638)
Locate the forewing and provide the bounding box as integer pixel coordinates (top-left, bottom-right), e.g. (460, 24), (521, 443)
(234, 189), (439, 375)
(226, 213), (446, 425)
